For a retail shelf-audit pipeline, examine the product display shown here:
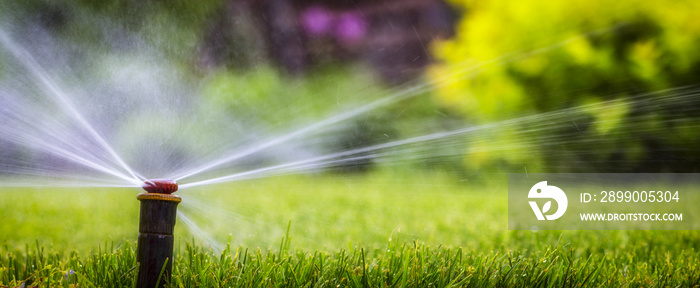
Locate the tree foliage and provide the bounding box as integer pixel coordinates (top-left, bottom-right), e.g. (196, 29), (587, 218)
(430, 0), (700, 172)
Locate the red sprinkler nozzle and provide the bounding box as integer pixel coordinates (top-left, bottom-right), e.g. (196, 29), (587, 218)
(142, 179), (178, 194)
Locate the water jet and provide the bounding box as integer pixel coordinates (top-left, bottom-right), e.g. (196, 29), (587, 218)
(136, 179), (180, 288)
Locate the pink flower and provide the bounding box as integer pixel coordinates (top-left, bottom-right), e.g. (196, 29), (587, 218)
(300, 6), (334, 37)
(335, 12), (367, 45)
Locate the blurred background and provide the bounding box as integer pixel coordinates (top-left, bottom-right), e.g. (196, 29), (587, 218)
(2, 0), (700, 252)
(2, 0), (700, 179)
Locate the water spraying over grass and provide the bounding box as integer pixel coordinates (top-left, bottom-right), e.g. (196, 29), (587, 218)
(1, 1), (700, 286)
(178, 86), (700, 188)
(0, 28), (143, 185)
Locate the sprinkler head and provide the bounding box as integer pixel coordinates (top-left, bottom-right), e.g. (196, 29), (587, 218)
(142, 179), (178, 194)
(136, 187), (181, 288)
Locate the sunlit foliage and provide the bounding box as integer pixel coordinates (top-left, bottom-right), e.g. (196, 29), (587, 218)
(431, 0), (700, 172)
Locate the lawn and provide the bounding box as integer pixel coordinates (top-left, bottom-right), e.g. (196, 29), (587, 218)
(1, 170), (699, 287)
(1, 0), (699, 286)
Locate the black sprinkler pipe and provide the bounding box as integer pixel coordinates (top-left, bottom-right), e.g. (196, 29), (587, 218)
(137, 179), (180, 288)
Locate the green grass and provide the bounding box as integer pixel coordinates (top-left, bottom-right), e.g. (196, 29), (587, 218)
(1, 170), (700, 287)
(2, 232), (700, 287)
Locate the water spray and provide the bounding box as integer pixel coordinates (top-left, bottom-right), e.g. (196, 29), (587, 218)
(137, 179), (179, 288)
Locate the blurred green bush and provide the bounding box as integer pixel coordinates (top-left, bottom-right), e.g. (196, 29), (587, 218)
(430, 0), (700, 172)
